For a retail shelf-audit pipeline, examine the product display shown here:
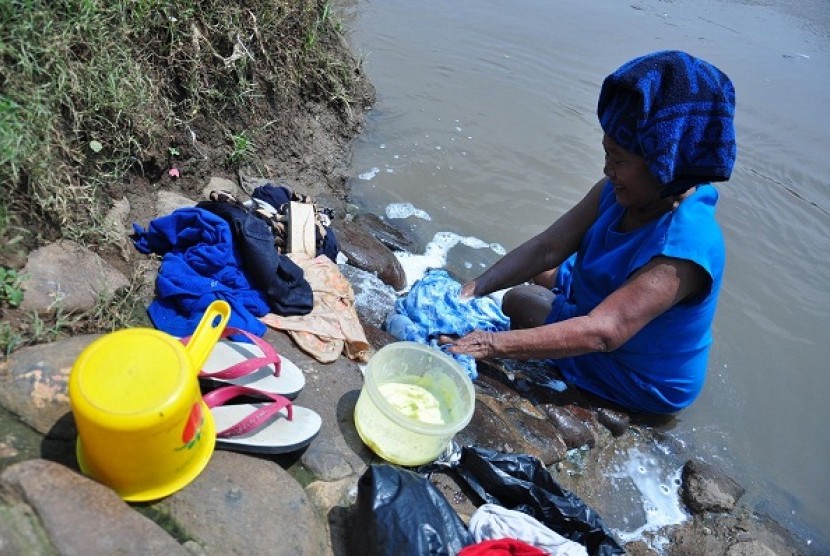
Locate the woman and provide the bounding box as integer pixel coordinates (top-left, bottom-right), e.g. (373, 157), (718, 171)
(443, 50), (737, 414)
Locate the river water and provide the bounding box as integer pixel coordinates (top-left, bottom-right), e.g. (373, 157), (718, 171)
(343, 0), (830, 550)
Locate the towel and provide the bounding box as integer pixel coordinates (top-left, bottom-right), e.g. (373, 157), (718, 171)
(598, 50), (737, 195)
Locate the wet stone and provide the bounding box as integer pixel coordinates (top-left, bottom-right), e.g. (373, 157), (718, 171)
(503, 407), (567, 465)
(339, 263), (398, 329)
(682, 458), (745, 514)
(597, 407), (631, 437)
(330, 218), (407, 291)
(352, 212), (418, 252)
(542, 404), (596, 449)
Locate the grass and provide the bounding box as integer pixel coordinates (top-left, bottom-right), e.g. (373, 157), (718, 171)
(226, 130), (256, 167)
(1, 0), (359, 245)
(0, 0), (363, 352)
(0, 267), (26, 308)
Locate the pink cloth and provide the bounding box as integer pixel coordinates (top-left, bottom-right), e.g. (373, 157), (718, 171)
(261, 253), (370, 363)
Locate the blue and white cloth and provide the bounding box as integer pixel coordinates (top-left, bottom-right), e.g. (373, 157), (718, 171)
(385, 269), (510, 379)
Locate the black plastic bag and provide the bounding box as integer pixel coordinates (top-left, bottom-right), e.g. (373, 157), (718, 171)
(350, 464), (473, 556)
(452, 446), (624, 555)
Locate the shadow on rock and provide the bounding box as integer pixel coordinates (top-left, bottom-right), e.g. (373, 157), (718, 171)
(40, 411), (78, 470)
(335, 389), (371, 464)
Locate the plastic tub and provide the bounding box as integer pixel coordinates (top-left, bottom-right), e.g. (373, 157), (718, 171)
(354, 341), (475, 466)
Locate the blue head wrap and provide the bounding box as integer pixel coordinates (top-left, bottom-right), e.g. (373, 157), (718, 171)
(598, 50), (737, 196)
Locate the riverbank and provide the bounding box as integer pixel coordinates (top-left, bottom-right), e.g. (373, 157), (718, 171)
(0, 2), (816, 554)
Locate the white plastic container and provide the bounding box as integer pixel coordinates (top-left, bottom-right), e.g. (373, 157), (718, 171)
(354, 341), (476, 466)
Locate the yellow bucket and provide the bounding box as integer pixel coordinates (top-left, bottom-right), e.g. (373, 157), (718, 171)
(69, 300), (230, 502)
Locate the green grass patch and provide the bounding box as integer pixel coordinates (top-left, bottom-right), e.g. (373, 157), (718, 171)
(1, 0), (361, 246)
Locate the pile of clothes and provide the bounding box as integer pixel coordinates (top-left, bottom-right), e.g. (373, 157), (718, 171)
(132, 183), (369, 363)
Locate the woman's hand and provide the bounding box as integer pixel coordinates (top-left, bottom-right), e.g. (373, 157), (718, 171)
(439, 330), (498, 359)
(458, 280), (477, 300)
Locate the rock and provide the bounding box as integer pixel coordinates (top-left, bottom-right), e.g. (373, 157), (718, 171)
(681, 458), (745, 514)
(502, 406), (568, 465)
(202, 176), (239, 200)
(2, 459), (186, 554)
(360, 322), (398, 352)
(161, 451), (323, 555)
(0, 335), (99, 437)
(19, 241), (129, 313)
(305, 476), (358, 554)
(623, 540), (658, 555)
(0, 480), (54, 554)
(596, 407), (630, 437)
(265, 330), (372, 481)
(455, 395), (543, 458)
(338, 263), (397, 329)
(330, 219), (406, 291)
(352, 212), (418, 252)
(542, 404), (597, 449)
(471, 375), (567, 464)
(156, 190), (194, 217)
(103, 196), (132, 260)
(726, 539), (778, 556)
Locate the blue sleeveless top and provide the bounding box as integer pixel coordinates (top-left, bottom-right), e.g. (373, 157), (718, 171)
(548, 180), (725, 413)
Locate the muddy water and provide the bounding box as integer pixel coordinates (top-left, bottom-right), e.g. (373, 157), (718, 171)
(343, 0), (830, 549)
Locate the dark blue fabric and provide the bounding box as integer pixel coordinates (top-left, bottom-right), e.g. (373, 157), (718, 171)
(318, 225), (339, 262)
(598, 50), (737, 195)
(196, 200), (314, 316)
(132, 207), (269, 336)
(252, 183), (293, 210)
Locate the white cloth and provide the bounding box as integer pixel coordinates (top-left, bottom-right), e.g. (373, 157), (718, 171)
(468, 504), (588, 556)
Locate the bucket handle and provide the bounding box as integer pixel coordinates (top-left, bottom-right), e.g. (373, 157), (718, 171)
(184, 300), (231, 373)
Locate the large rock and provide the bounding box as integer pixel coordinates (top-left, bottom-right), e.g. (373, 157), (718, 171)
(338, 263), (397, 329)
(0, 480), (54, 554)
(266, 330), (372, 481)
(305, 476), (359, 554)
(330, 219), (406, 291)
(351, 213), (417, 253)
(681, 458), (745, 514)
(155, 190), (195, 217)
(161, 451), (323, 555)
(20, 241), (129, 313)
(2, 459), (186, 555)
(0, 335), (99, 437)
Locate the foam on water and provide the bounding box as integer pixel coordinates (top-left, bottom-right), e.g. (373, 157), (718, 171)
(385, 202), (432, 221)
(609, 448), (687, 552)
(394, 229), (506, 290)
(358, 167), (380, 180)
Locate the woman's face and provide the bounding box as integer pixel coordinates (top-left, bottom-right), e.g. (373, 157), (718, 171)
(602, 134), (663, 208)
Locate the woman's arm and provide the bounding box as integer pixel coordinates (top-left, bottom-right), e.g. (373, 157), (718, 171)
(463, 178), (606, 298)
(447, 255), (708, 360)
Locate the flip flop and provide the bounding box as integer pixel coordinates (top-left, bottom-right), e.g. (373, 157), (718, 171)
(203, 385), (321, 454)
(182, 327), (305, 399)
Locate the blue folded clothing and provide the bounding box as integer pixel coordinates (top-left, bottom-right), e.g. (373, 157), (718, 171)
(132, 207), (270, 337)
(598, 50), (737, 195)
